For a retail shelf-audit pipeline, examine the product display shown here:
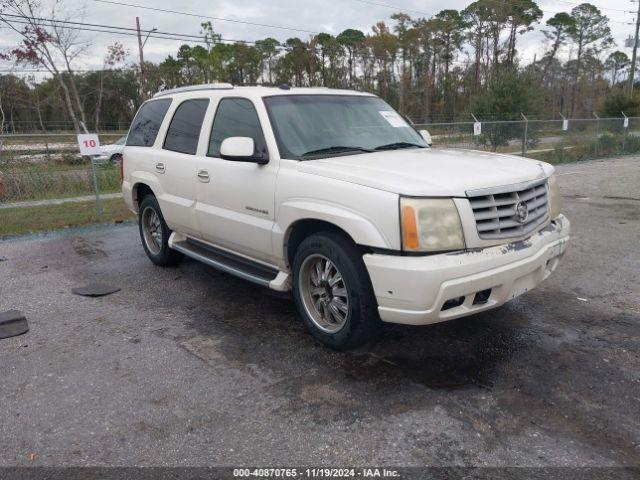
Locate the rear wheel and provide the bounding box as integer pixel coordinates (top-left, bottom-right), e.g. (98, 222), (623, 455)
(292, 231), (381, 350)
(138, 195), (183, 266)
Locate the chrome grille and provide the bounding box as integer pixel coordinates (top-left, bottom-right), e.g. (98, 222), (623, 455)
(467, 178), (549, 240)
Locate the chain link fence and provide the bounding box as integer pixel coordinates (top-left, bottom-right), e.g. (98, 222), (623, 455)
(1, 116), (638, 237)
(414, 116), (640, 163)
(0, 131), (131, 238)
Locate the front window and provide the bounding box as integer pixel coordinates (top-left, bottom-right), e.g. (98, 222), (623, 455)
(208, 98), (268, 159)
(263, 95), (426, 160)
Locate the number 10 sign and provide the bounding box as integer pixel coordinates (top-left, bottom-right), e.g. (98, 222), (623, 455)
(77, 134), (102, 156)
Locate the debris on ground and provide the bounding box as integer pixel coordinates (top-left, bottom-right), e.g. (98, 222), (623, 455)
(71, 283), (121, 297)
(0, 310), (29, 339)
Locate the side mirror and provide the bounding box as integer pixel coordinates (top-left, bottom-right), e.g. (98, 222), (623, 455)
(220, 137), (268, 164)
(419, 129), (433, 147)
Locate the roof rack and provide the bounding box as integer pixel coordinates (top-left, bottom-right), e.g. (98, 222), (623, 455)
(153, 83), (234, 98)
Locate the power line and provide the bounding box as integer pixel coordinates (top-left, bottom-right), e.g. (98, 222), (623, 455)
(349, 0), (634, 25)
(2, 17), (216, 45)
(1, 14), (478, 68)
(541, 0), (634, 14)
(92, 0), (321, 35)
(0, 13), (266, 45)
(2, 13), (205, 40)
(350, 0), (431, 16)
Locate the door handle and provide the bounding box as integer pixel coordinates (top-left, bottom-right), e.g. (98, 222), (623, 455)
(155, 162), (165, 173)
(197, 169), (210, 183)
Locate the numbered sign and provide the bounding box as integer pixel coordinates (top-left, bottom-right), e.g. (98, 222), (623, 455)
(623, 117), (629, 129)
(473, 122), (482, 136)
(562, 119), (569, 131)
(77, 134), (101, 156)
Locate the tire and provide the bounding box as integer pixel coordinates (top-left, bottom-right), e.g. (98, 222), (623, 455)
(110, 153), (122, 164)
(292, 231), (381, 350)
(138, 194), (183, 267)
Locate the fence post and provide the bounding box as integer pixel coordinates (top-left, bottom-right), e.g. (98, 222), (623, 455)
(521, 113), (528, 156)
(80, 121), (103, 219)
(621, 111), (628, 154)
(559, 113), (567, 163)
(593, 112), (600, 158)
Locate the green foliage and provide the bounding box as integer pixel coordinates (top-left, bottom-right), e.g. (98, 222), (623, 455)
(0, 1), (622, 130)
(470, 70), (544, 149)
(600, 90), (640, 118)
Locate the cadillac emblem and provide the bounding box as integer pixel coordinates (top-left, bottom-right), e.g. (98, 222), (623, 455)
(515, 201), (529, 224)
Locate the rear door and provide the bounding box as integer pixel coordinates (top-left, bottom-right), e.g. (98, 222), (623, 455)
(153, 98), (210, 235)
(194, 96), (279, 263)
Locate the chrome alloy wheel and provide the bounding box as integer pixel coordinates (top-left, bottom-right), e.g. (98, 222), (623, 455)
(141, 206), (162, 255)
(299, 254), (350, 333)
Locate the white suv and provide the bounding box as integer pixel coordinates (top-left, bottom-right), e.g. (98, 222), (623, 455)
(122, 84), (570, 350)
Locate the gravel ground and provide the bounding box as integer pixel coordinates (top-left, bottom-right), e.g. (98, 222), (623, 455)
(0, 156), (638, 468)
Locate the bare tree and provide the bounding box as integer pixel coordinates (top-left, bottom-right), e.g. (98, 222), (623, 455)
(95, 42), (128, 130)
(0, 0), (91, 132)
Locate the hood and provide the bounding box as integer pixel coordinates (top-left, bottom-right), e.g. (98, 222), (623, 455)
(296, 148), (554, 197)
(101, 144), (122, 154)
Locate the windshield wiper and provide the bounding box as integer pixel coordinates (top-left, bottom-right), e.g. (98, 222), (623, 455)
(300, 146), (373, 158)
(374, 141), (425, 151)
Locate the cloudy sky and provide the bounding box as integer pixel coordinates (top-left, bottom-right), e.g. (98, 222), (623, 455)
(0, 0), (637, 74)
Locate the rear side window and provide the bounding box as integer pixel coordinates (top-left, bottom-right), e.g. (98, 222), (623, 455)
(163, 99), (210, 155)
(208, 98), (267, 158)
(126, 99), (172, 147)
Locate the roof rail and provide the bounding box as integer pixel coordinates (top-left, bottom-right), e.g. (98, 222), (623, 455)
(153, 83), (234, 98)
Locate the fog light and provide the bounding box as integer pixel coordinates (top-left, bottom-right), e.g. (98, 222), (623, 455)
(442, 296), (465, 311)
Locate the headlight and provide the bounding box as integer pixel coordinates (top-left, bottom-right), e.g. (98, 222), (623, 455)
(400, 198), (465, 252)
(548, 174), (562, 219)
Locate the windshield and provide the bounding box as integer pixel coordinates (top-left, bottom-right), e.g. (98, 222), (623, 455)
(114, 136), (126, 145)
(263, 95), (426, 160)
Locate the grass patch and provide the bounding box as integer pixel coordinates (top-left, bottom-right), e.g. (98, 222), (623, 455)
(0, 197), (135, 238)
(0, 163), (121, 202)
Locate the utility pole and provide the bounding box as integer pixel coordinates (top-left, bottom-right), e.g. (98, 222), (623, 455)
(629, 0), (640, 94)
(136, 16), (146, 101)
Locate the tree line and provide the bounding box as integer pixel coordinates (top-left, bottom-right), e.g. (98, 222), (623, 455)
(1, 0), (639, 134)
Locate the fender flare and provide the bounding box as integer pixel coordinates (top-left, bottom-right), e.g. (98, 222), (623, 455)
(129, 171), (164, 209)
(274, 199), (394, 262)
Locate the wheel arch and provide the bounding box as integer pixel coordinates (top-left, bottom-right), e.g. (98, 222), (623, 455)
(280, 200), (392, 269)
(284, 219), (359, 269)
(131, 182), (156, 212)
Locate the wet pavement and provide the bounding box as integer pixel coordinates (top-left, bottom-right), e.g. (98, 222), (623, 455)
(0, 157), (639, 467)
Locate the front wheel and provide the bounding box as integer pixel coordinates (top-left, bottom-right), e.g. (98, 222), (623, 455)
(138, 195), (183, 267)
(292, 231), (381, 350)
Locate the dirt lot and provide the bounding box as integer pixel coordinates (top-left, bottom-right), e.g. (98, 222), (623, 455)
(0, 156), (638, 469)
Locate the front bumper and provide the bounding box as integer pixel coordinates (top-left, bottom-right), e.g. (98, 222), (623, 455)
(363, 215), (570, 325)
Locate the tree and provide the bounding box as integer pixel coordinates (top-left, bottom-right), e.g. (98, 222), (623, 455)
(95, 42), (127, 129)
(337, 29), (365, 88)
(1, 0), (91, 132)
(604, 51), (629, 86)
(369, 22), (398, 99)
(540, 13), (575, 82)
(566, 3), (614, 116)
(503, 0), (542, 65)
(432, 10), (466, 79)
(470, 70), (544, 149)
(600, 89), (640, 117)
(462, 1), (492, 91)
(255, 38), (280, 84)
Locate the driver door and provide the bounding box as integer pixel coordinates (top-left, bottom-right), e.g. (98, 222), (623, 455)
(195, 97), (279, 264)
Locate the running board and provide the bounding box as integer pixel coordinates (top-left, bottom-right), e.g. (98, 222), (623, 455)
(170, 236), (281, 288)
